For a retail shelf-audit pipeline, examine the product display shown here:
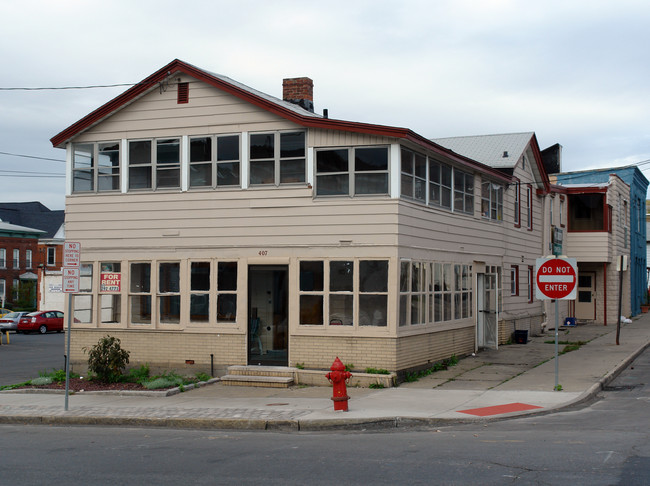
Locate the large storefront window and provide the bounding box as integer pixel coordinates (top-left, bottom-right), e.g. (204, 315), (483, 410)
(130, 262), (151, 324)
(299, 259), (388, 327)
(400, 261), (472, 326)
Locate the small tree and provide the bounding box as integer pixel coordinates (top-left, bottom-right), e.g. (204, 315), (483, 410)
(84, 336), (130, 383)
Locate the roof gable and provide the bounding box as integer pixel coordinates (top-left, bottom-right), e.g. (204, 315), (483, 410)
(432, 132), (551, 191)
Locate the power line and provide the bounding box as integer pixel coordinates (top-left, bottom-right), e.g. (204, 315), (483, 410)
(0, 168), (64, 176)
(0, 83), (138, 91)
(0, 151), (65, 162)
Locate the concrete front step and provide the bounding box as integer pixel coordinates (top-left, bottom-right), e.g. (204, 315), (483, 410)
(227, 365), (296, 378)
(220, 374), (294, 388)
(220, 365), (296, 387)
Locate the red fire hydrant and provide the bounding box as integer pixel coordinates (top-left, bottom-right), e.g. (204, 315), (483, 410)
(326, 357), (352, 411)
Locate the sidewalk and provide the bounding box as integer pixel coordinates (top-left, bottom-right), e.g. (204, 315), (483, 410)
(1, 314), (648, 431)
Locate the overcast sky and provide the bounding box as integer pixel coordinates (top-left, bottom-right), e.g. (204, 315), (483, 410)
(1, 0), (649, 210)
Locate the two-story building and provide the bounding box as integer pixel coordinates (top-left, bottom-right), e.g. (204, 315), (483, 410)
(553, 166), (648, 322)
(0, 202), (65, 311)
(51, 59), (560, 377)
(0, 221), (44, 309)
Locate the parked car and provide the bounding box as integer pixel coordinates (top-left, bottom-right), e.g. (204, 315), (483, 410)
(17, 311), (65, 334)
(0, 311), (31, 331)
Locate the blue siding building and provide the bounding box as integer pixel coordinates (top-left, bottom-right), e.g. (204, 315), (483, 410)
(555, 166), (648, 315)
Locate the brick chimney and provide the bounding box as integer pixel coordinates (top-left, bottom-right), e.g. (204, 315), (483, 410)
(282, 77), (314, 113)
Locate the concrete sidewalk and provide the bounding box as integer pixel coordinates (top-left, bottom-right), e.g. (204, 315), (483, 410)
(1, 315), (648, 431)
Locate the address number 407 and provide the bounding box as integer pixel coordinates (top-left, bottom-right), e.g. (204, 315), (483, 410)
(258, 250), (268, 256)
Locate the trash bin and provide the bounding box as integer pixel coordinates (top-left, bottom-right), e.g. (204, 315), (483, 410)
(513, 330), (528, 344)
(564, 317), (576, 327)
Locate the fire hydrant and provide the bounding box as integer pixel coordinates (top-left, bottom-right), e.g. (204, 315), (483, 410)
(326, 357), (352, 411)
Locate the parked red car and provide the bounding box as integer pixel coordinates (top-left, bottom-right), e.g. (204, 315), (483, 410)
(17, 311), (65, 334)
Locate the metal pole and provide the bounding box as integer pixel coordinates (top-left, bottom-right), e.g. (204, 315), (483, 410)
(616, 255), (623, 346)
(554, 298), (559, 390)
(64, 293), (72, 411)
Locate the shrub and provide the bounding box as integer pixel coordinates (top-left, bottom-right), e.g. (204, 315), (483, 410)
(84, 336), (130, 383)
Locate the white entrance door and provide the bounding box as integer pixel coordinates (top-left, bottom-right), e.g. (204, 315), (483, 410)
(575, 272), (596, 320)
(477, 271), (498, 349)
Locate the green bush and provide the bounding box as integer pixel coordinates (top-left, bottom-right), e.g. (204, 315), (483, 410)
(126, 364), (151, 383)
(84, 336), (130, 383)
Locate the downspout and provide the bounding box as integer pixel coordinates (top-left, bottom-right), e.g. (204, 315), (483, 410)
(603, 262), (607, 326)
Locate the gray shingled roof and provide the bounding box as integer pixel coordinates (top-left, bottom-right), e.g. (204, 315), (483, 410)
(431, 132), (535, 169)
(0, 202), (64, 239)
(201, 67), (323, 119)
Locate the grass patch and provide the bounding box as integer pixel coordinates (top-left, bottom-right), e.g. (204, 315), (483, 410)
(369, 383), (385, 389)
(365, 367), (390, 375)
(403, 355), (459, 383)
(543, 340), (588, 355)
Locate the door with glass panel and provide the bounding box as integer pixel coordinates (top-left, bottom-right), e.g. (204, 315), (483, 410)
(575, 272), (596, 320)
(248, 266), (288, 366)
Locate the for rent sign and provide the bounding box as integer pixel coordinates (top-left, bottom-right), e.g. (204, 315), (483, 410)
(535, 257), (577, 300)
(100, 273), (121, 293)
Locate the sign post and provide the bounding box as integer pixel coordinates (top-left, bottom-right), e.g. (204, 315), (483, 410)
(62, 242), (81, 411)
(535, 256), (578, 391)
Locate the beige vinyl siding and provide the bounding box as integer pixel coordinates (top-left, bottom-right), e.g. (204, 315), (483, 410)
(310, 128), (394, 147)
(75, 75), (300, 143)
(565, 233), (612, 262)
(64, 189), (399, 252)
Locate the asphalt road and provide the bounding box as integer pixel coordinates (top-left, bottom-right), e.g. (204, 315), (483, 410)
(0, 331), (65, 386)
(0, 347), (648, 485)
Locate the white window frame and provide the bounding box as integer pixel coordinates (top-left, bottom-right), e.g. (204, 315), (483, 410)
(249, 131), (306, 187)
(47, 247), (56, 266)
(189, 134), (242, 189)
(72, 141), (121, 193)
(26, 249), (32, 269)
(315, 146), (390, 197)
(13, 249), (19, 269)
(128, 138), (181, 191)
(0, 248), (5, 269)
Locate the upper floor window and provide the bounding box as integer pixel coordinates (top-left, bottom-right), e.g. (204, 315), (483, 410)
(47, 247), (56, 266)
(73, 142), (120, 193)
(514, 183), (521, 226)
(0, 248), (5, 269)
(568, 193), (605, 231)
(190, 134), (241, 188)
(401, 148), (426, 202)
(249, 131), (305, 186)
(13, 249), (19, 269)
(128, 138), (180, 190)
(453, 170), (474, 215)
(481, 181), (503, 221)
(315, 146), (389, 196)
(526, 185), (533, 230)
(429, 159), (452, 209)
(26, 250), (32, 269)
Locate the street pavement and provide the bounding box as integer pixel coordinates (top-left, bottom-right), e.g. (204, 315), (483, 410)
(0, 314), (648, 431)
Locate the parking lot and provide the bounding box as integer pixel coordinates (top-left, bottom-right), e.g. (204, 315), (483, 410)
(0, 332), (65, 386)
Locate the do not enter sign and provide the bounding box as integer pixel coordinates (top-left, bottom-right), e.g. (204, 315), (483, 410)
(535, 257), (577, 300)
